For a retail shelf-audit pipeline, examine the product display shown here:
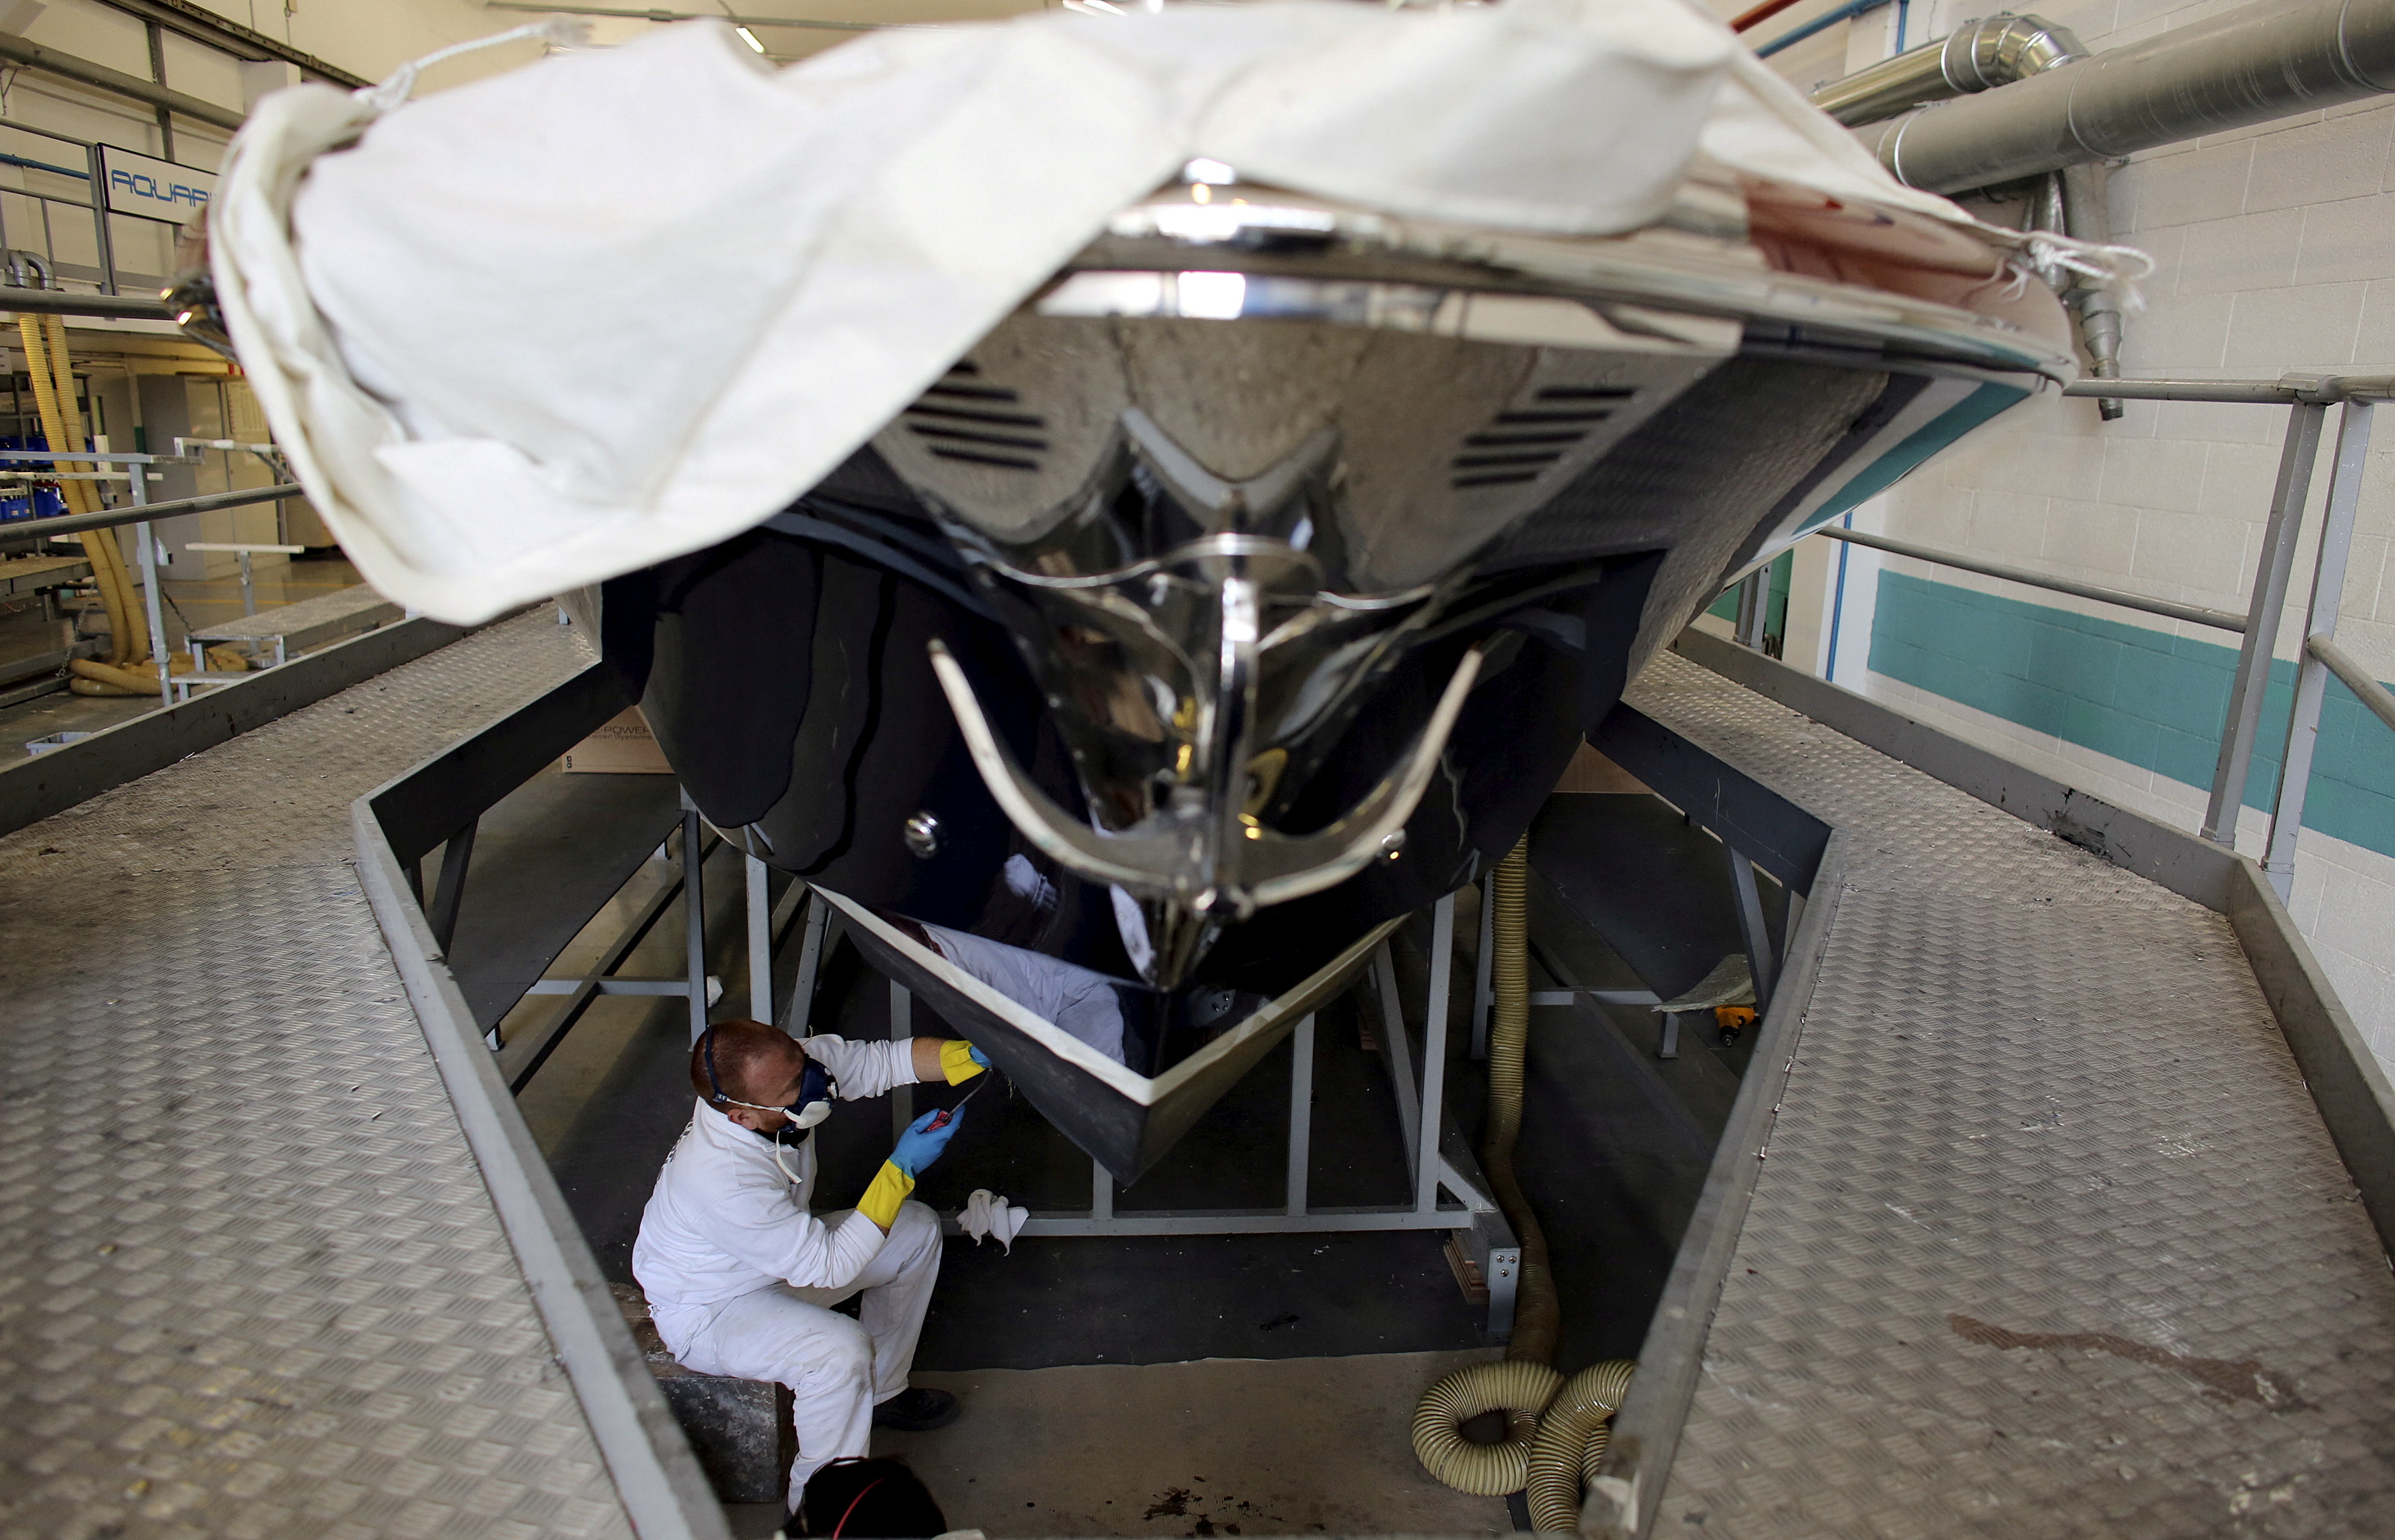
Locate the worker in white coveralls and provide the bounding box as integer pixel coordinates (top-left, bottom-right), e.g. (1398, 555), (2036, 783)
(632, 1017), (988, 1508)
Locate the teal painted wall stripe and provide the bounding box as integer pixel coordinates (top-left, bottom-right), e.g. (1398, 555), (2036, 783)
(1868, 570), (2395, 859)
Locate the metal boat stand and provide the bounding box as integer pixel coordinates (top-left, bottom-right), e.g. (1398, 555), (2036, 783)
(764, 878), (1523, 1337)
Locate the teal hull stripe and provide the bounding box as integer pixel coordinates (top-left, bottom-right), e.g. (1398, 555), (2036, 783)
(1797, 381), (2030, 536)
(1869, 570), (2395, 859)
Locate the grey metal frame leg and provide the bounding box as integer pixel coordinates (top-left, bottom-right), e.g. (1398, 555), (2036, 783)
(890, 982), (914, 1139)
(784, 891), (829, 1035)
(1286, 1013), (1316, 1216)
(1724, 841), (1777, 1010)
(745, 852), (773, 1023)
(1414, 893), (1455, 1214)
(681, 800), (707, 1044)
(1374, 945), (1423, 1188)
(1470, 870), (1496, 1061)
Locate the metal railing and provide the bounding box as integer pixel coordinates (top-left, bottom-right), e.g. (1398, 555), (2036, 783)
(0, 118), (143, 297)
(1783, 370), (2393, 901)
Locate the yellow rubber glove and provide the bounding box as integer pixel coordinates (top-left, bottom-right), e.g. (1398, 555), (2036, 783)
(940, 1039), (988, 1085)
(857, 1160), (916, 1231)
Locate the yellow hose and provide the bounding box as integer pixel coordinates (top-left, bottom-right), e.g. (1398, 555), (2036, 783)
(1411, 1357), (1562, 1496)
(1484, 838), (1558, 1364)
(1412, 837), (1633, 1519)
(67, 648), (245, 696)
(1525, 1360), (1635, 1532)
(16, 313), (146, 665)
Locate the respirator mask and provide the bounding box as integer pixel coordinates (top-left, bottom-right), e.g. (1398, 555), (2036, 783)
(703, 1027), (838, 1134)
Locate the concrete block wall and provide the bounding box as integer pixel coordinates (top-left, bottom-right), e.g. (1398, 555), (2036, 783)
(1760, 0), (2395, 1078)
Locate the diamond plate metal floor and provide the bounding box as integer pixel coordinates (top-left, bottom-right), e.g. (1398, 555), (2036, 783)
(0, 613), (636, 1540)
(1631, 651), (2395, 1539)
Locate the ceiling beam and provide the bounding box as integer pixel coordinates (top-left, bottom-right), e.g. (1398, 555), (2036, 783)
(0, 31), (246, 130)
(92, 0), (370, 89)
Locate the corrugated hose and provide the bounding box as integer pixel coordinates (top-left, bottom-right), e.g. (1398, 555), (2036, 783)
(1412, 836), (1633, 1526)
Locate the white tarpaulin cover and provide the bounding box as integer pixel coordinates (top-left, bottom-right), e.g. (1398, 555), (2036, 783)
(212, 0), (1968, 623)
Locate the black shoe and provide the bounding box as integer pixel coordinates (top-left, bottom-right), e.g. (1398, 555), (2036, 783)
(871, 1387), (959, 1432)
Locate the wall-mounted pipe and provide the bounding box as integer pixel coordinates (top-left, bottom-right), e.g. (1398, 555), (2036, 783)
(2056, 162), (2126, 419)
(1811, 13), (2088, 125)
(1856, 0), (2395, 194)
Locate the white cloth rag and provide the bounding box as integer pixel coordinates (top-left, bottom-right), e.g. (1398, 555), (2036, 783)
(960, 1189), (1029, 1253)
(210, 0), (1970, 625)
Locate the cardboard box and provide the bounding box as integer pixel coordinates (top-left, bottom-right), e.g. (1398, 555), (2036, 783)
(562, 706), (675, 774)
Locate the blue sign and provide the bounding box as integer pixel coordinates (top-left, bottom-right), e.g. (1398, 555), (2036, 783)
(96, 146), (216, 224)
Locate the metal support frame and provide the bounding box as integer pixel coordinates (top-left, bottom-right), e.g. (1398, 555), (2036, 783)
(765, 886), (1517, 1330)
(1024, 893), (1493, 1246)
(505, 846), (706, 1092)
(2266, 402), (2376, 898)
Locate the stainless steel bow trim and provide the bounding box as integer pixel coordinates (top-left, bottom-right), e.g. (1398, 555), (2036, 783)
(926, 637), (1485, 915)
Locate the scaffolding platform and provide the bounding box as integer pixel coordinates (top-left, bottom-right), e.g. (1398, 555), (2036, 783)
(0, 612), (657, 1540)
(1588, 635), (2395, 1540)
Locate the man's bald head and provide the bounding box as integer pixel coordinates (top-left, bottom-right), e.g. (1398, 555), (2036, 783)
(691, 1019), (807, 1124)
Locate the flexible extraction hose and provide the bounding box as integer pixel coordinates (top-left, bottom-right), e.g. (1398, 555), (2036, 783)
(1412, 837), (1635, 1523)
(1525, 1359), (1636, 1532)
(17, 313), (145, 668)
(1414, 839), (1564, 1495)
(15, 313), (247, 694)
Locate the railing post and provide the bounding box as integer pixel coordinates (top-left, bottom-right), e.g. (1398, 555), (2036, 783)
(1733, 569), (1768, 649)
(2206, 400), (2327, 845)
(2264, 402), (2373, 898)
(83, 140), (117, 295)
(128, 463), (170, 701)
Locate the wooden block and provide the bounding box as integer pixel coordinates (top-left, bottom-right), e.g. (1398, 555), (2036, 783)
(562, 705), (674, 774)
(1444, 1235), (1490, 1305)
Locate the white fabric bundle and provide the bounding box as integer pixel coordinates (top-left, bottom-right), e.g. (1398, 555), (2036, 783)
(959, 1188), (1029, 1253)
(211, 0), (1965, 623)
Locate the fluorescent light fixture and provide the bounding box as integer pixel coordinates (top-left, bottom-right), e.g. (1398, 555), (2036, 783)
(1063, 0), (1127, 14)
(734, 24), (766, 50)
(1183, 157), (1236, 185)
(1176, 271), (1245, 320)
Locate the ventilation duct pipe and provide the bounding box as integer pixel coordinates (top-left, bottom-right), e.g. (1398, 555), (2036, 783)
(1854, 0), (2395, 194)
(1811, 13), (2088, 127)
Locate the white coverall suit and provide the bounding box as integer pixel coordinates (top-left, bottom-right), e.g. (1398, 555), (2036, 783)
(632, 1034), (940, 1509)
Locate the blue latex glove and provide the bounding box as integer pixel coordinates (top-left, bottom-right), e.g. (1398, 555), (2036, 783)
(969, 1044), (991, 1070)
(890, 1105), (963, 1178)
